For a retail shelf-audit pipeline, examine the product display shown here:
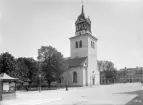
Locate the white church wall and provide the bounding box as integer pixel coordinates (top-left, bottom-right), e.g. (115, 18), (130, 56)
(95, 71), (100, 84)
(70, 35), (88, 58)
(87, 37), (100, 85)
(64, 66), (84, 87)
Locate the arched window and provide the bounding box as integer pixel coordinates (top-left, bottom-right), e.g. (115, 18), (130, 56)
(73, 72), (77, 83)
(79, 40), (82, 48)
(76, 41), (78, 48)
(79, 24), (81, 30)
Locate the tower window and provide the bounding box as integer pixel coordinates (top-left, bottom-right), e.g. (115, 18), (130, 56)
(82, 24), (84, 29)
(79, 40), (82, 48)
(79, 25), (81, 30)
(76, 41), (78, 48)
(76, 25), (78, 31)
(91, 41), (95, 49)
(93, 42), (95, 49)
(91, 41), (92, 48)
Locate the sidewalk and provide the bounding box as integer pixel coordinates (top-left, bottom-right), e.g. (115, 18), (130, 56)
(0, 86), (87, 105)
(0, 83), (142, 105)
(0, 89), (67, 105)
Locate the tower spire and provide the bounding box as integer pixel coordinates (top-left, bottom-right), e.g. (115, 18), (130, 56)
(81, 1), (84, 14)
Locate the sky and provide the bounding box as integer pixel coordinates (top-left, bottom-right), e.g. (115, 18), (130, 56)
(0, 0), (143, 69)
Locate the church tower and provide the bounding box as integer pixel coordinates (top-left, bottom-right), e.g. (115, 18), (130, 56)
(69, 4), (100, 85)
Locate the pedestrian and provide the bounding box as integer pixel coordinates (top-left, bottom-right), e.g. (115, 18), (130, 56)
(65, 84), (68, 91)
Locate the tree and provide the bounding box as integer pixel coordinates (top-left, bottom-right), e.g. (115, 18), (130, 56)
(15, 57), (39, 87)
(98, 60), (106, 71)
(0, 52), (16, 76)
(24, 58), (39, 87)
(15, 57), (29, 81)
(98, 60), (115, 71)
(37, 46), (68, 88)
(98, 60), (117, 84)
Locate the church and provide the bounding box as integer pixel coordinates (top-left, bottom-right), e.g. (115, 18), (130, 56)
(63, 4), (100, 87)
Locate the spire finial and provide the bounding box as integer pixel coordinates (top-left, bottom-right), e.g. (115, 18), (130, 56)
(81, 1), (84, 14)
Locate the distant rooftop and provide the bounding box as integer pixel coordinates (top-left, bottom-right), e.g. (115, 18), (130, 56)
(120, 67), (143, 71)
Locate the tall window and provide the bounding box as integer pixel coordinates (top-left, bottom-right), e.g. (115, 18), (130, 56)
(73, 72), (77, 83)
(79, 24), (81, 30)
(91, 41), (95, 48)
(79, 40), (82, 48)
(76, 41), (78, 48)
(76, 25), (78, 31)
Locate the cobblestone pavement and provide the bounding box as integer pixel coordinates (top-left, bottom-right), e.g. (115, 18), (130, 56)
(0, 83), (143, 105)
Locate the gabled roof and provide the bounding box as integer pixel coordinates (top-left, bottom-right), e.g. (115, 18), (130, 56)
(0, 73), (18, 80)
(66, 57), (87, 68)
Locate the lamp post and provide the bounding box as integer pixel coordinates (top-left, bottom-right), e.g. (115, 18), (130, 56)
(65, 72), (68, 91)
(38, 74), (41, 92)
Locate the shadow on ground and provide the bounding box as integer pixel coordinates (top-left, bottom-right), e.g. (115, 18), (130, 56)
(115, 90), (143, 105)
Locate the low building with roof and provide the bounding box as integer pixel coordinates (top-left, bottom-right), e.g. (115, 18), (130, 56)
(0, 73), (18, 101)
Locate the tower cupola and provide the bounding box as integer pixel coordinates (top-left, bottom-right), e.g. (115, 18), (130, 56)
(75, 3), (91, 36)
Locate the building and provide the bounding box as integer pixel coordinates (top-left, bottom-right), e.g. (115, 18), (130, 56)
(63, 4), (100, 87)
(117, 67), (143, 83)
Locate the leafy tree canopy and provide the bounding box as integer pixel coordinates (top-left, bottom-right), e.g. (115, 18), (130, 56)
(98, 60), (115, 71)
(0, 52), (16, 75)
(98, 60), (117, 80)
(37, 46), (68, 87)
(15, 57), (38, 82)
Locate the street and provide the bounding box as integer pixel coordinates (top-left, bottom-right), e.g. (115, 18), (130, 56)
(1, 83), (143, 105)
